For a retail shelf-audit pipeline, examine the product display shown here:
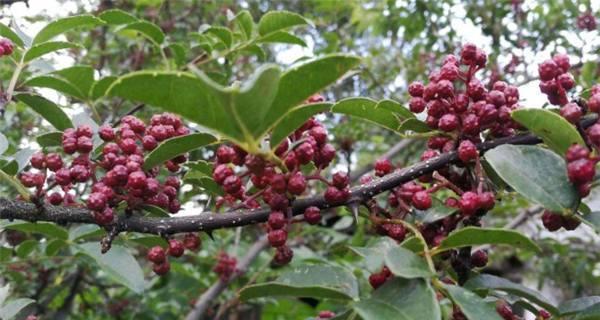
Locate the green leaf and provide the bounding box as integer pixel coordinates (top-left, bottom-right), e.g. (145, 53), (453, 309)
(3, 148), (35, 175)
(141, 205), (170, 217)
(438, 227), (541, 253)
(574, 303), (600, 320)
(23, 41), (81, 62)
(143, 133), (215, 170)
(166, 43), (186, 66)
(374, 278), (441, 320)
(118, 21), (165, 45)
(270, 102), (332, 148)
(4, 221), (68, 240)
(108, 66), (280, 146)
(15, 93), (73, 131)
(399, 118), (431, 133)
(23, 75), (86, 100)
(69, 224), (103, 242)
(90, 76), (118, 100)
(183, 171), (223, 196)
(353, 300), (410, 320)
(16, 240), (37, 258)
(485, 145), (578, 212)
(560, 297), (600, 316)
(205, 26), (233, 48)
(233, 10), (254, 39)
(0, 22), (25, 47)
(384, 246), (434, 278)
(331, 98), (402, 132)
(127, 235), (167, 247)
(260, 54), (360, 137)
(0, 298), (35, 320)
(53, 65), (95, 99)
(443, 284), (503, 320)
(36, 131), (63, 147)
(239, 264), (358, 301)
(258, 31), (306, 46)
(45, 239), (66, 256)
(0, 133), (7, 156)
(465, 274), (558, 315)
(77, 243), (146, 293)
(414, 198), (456, 223)
(98, 9), (138, 25)
(32, 14), (104, 45)
(511, 108), (585, 155)
(258, 10), (310, 36)
(349, 238), (399, 273)
(376, 99), (415, 120)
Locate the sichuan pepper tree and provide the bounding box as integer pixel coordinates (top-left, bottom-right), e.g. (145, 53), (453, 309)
(0, 6), (598, 320)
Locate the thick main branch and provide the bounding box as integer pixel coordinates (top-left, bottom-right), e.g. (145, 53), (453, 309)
(0, 115), (595, 235)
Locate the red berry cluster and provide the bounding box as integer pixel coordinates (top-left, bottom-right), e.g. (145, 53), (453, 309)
(212, 95), (342, 265)
(21, 114), (188, 225)
(368, 266), (392, 289)
(408, 43), (521, 139)
(577, 12), (597, 31)
(147, 233), (200, 276)
(0, 38), (13, 56)
(565, 144), (596, 197)
(538, 54), (575, 107)
(541, 210), (581, 232)
(212, 251), (237, 280)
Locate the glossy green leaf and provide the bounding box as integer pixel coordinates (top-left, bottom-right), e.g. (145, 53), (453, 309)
(0, 22), (25, 47)
(141, 205), (170, 217)
(376, 99), (415, 120)
(118, 21), (165, 45)
(68, 224), (103, 242)
(205, 26), (232, 48)
(512, 108), (585, 155)
(45, 239), (66, 256)
(399, 118), (431, 133)
(4, 221), (68, 240)
(331, 98), (402, 132)
(183, 171), (223, 196)
(23, 75), (85, 100)
(78, 243), (146, 293)
(53, 65), (95, 98)
(354, 278), (440, 320)
(0, 133), (7, 156)
(127, 235), (167, 247)
(36, 131), (62, 147)
(239, 264), (359, 301)
(384, 246), (434, 278)
(485, 144), (578, 211)
(270, 102), (332, 148)
(3, 148), (35, 176)
(258, 10), (310, 36)
(0, 298), (35, 320)
(258, 31), (306, 46)
(574, 303), (600, 320)
(108, 66), (280, 146)
(233, 10), (254, 39)
(560, 297), (600, 316)
(349, 238), (399, 273)
(259, 54), (360, 136)
(143, 133), (215, 170)
(98, 9), (138, 25)
(414, 198), (456, 223)
(438, 227), (541, 253)
(353, 300), (410, 320)
(32, 14), (104, 45)
(465, 274), (557, 315)
(15, 93), (73, 131)
(23, 41), (81, 62)
(443, 284), (503, 320)
(166, 43), (186, 66)
(90, 76), (118, 100)
(16, 240), (37, 258)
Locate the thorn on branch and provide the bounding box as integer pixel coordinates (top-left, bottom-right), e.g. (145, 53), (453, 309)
(101, 227), (119, 253)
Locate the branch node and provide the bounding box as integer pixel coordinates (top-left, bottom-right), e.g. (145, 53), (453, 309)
(100, 227), (119, 254)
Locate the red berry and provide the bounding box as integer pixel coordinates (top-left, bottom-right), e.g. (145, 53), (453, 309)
(268, 211), (287, 229)
(127, 171), (147, 190)
(412, 191), (432, 210)
(324, 186), (349, 204)
(566, 144), (590, 162)
(273, 245), (293, 265)
(318, 310), (335, 319)
(167, 239), (185, 257)
(119, 138), (137, 154)
(153, 260), (170, 275)
(538, 309), (551, 319)
(368, 272), (387, 289)
(284, 151), (299, 170)
(99, 125), (115, 141)
(310, 126), (328, 145)
(408, 81), (424, 97)
(287, 172), (307, 195)
(47, 192), (63, 205)
(87, 192), (107, 211)
(295, 142), (315, 164)
(542, 210), (563, 231)
(386, 224), (406, 241)
(244, 155), (266, 175)
(567, 158), (595, 184)
(332, 172), (349, 189)
(438, 114), (459, 132)
(538, 59), (559, 81)
(270, 174), (287, 194)
(589, 94), (600, 113)
(470, 250), (488, 267)
(560, 102), (582, 124)
(45, 153), (63, 172)
(54, 168), (71, 185)
(94, 207), (114, 225)
(496, 300), (514, 320)
(304, 206), (321, 225)
(142, 135), (158, 151)
(459, 191), (480, 216)
(168, 200), (181, 213)
(62, 137), (77, 154)
(458, 140), (478, 163)
(562, 215), (581, 231)
(268, 229), (287, 247)
(30, 152), (46, 169)
(76, 125), (93, 138)
(147, 246), (166, 263)
(183, 233), (201, 250)
(213, 164), (234, 185)
(374, 158), (393, 177)
(462, 114), (480, 135)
